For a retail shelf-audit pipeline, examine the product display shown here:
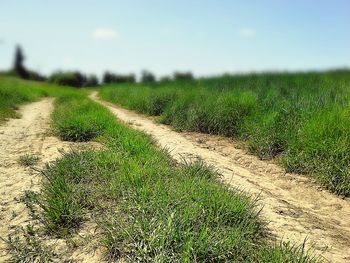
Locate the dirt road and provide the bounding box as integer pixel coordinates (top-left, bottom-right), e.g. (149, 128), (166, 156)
(1, 99), (55, 260)
(0, 99), (100, 262)
(92, 92), (350, 263)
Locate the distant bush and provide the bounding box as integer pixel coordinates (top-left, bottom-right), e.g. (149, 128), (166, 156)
(27, 70), (47, 81)
(173, 71), (194, 81)
(159, 76), (172, 82)
(49, 71), (87, 88)
(86, 74), (99, 87)
(0, 70), (16, 78)
(141, 70), (156, 83)
(103, 72), (135, 84)
(102, 72), (113, 84)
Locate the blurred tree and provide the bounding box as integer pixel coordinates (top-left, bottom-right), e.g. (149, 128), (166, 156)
(49, 71), (87, 87)
(141, 70), (155, 83)
(13, 45), (29, 79)
(159, 76), (172, 82)
(86, 74), (99, 87)
(103, 71), (135, 84)
(173, 71), (194, 81)
(103, 71), (113, 84)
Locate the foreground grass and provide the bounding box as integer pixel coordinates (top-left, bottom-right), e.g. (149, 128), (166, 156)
(0, 79), (319, 261)
(100, 70), (350, 196)
(34, 92), (319, 262)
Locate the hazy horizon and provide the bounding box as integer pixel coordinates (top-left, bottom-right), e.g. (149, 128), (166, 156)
(1, 0), (349, 78)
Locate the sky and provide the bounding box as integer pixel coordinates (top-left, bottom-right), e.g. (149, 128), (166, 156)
(0, 0), (349, 78)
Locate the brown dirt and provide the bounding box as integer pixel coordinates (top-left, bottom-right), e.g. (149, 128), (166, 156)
(91, 92), (350, 263)
(0, 99), (102, 262)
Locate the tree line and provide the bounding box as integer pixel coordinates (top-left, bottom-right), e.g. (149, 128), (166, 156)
(1, 45), (194, 87)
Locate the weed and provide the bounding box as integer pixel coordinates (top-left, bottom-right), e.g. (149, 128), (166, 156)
(20, 191), (40, 207)
(2, 226), (57, 263)
(20, 190), (41, 219)
(258, 241), (321, 263)
(196, 138), (206, 144)
(18, 154), (40, 167)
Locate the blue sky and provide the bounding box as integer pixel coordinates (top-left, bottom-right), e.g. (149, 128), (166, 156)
(0, 0), (349, 77)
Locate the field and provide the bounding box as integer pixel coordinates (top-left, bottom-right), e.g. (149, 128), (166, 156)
(100, 70), (350, 196)
(0, 76), (75, 123)
(2, 0), (349, 261)
(0, 76), (323, 262)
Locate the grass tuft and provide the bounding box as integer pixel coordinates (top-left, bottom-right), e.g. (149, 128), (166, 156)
(18, 154), (40, 167)
(2, 226), (57, 263)
(258, 241), (321, 263)
(52, 94), (112, 142)
(39, 149), (99, 236)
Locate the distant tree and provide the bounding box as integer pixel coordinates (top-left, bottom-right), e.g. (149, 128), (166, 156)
(86, 74), (99, 87)
(49, 71), (87, 87)
(173, 71), (194, 81)
(119, 74), (135, 83)
(141, 70), (155, 83)
(103, 71), (115, 84)
(13, 45), (29, 79)
(159, 76), (172, 82)
(74, 71), (87, 87)
(103, 71), (135, 84)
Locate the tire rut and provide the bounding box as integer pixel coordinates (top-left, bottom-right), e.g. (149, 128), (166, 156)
(0, 99), (102, 262)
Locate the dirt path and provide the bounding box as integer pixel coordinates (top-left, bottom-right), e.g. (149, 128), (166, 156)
(0, 99), (101, 262)
(92, 92), (350, 263)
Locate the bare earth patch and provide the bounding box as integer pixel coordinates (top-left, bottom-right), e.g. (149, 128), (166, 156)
(0, 99), (102, 262)
(92, 92), (350, 263)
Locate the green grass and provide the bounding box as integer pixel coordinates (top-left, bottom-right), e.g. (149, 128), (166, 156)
(51, 94), (113, 141)
(0, 76), (74, 123)
(0, 77), (320, 261)
(100, 70), (350, 196)
(39, 149), (96, 236)
(36, 92), (319, 262)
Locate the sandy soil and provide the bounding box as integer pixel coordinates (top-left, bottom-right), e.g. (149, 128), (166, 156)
(91, 92), (350, 263)
(0, 99), (101, 262)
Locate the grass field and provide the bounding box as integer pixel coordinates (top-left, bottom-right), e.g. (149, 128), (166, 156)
(0, 77), (319, 261)
(0, 78), (319, 262)
(100, 70), (350, 196)
(0, 76), (73, 123)
(38, 92), (317, 262)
